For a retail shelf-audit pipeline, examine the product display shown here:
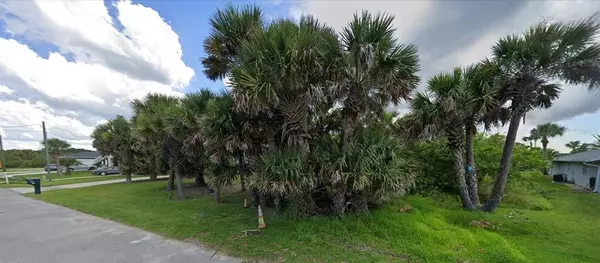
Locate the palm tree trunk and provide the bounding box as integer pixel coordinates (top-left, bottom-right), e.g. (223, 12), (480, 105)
(195, 163), (207, 187)
(214, 187), (221, 203)
(274, 194), (281, 214)
(465, 124), (480, 206)
(332, 170), (347, 217)
(175, 166), (184, 199)
(542, 143), (548, 158)
(54, 154), (61, 176)
(125, 172), (132, 183)
(333, 111), (358, 217)
(482, 113), (522, 212)
(237, 152), (246, 191)
(167, 169), (174, 191)
(451, 146), (476, 210)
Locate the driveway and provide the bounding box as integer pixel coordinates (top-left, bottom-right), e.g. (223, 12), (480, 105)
(0, 189), (239, 263)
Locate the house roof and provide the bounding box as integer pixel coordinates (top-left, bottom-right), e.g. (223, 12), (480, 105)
(61, 151), (101, 159)
(553, 150), (600, 163)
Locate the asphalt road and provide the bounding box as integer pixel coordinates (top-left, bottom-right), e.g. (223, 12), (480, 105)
(0, 189), (239, 263)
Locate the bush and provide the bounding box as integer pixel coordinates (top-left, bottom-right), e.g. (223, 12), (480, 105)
(406, 138), (455, 194)
(248, 128), (417, 217)
(410, 133), (552, 195)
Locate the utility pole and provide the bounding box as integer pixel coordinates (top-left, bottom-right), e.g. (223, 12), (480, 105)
(0, 132), (6, 172)
(42, 121), (51, 181)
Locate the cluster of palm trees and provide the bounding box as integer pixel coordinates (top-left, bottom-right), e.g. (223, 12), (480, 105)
(522, 123), (566, 157)
(92, 5), (600, 215)
(400, 13), (600, 211)
(565, 134), (600, 153)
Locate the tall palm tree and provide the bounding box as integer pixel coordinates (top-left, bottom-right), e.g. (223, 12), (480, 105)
(41, 138), (70, 177)
(461, 62), (504, 206)
(482, 16), (600, 212)
(565, 140), (589, 153)
(200, 91), (251, 202)
(179, 90), (215, 187)
(232, 17), (341, 154)
(525, 128), (542, 147)
(408, 68), (480, 210)
(91, 116), (135, 183)
(108, 116), (135, 183)
(533, 123), (566, 157)
(329, 11), (419, 216)
(131, 94), (183, 196)
(522, 136), (532, 147)
(202, 4), (264, 81)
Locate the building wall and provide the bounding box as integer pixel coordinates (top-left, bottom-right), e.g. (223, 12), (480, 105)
(553, 162), (598, 188)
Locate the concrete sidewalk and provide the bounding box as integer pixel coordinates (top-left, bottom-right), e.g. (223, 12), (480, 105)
(10, 176), (169, 194)
(0, 189), (239, 263)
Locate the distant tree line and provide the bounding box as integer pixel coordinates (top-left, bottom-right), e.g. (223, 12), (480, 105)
(3, 147), (93, 168)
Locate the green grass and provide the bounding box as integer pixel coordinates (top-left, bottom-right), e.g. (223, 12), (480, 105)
(3, 167), (44, 172)
(28, 177), (600, 262)
(0, 171), (136, 188)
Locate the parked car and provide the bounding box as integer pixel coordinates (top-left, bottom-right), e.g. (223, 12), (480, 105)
(92, 166), (120, 176)
(44, 164), (58, 172)
(68, 165), (96, 172)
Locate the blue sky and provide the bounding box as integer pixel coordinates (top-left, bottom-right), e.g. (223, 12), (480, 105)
(135, 0), (293, 94)
(0, 0), (599, 151)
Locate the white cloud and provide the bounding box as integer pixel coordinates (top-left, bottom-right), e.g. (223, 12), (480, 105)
(0, 0), (194, 150)
(294, 0), (600, 153)
(0, 84), (13, 94)
(290, 0), (433, 40)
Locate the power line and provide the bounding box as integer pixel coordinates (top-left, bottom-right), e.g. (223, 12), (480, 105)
(47, 127), (84, 139)
(0, 123), (40, 128)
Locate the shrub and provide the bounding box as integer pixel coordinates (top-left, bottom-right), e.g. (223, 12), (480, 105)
(411, 133), (552, 196)
(249, 128), (417, 217)
(407, 138), (455, 194)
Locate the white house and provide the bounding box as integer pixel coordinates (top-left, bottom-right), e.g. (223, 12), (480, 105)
(551, 150), (600, 192)
(61, 151), (112, 167)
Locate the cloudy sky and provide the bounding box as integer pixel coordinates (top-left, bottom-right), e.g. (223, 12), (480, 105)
(1, 0), (599, 152)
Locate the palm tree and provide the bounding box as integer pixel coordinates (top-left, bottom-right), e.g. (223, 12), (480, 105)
(231, 17), (341, 154)
(201, 92), (250, 202)
(461, 63), (505, 206)
(534, 123), (566, 158)
(565, 140), (589, 153)
(91, 116), (135, 183)
(179, 90), (215, 187)
(41, 138), (70, 177)
(202, 4), (264, 81)
(408, 69), (479, 210)
(525, 128), (542, 147)
(482, 16), (600, 212)
(131, 94), (183, 196)
(591, 134), (600, 149)
(108, 116), (135, 183)
(329, 11), (419, 216)
(522, 136), (532, 147)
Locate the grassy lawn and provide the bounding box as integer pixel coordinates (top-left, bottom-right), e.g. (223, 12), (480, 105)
(28, 177), (600, 262)
(3, 167), (44, 173)
(0, 171), (140, 188)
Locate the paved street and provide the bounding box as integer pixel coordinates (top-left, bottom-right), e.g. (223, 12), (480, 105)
(10, 176), (169, 194)
(0, 189), (239, 263)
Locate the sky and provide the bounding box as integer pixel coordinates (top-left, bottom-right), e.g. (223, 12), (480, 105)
(0, 0), (599, 153)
